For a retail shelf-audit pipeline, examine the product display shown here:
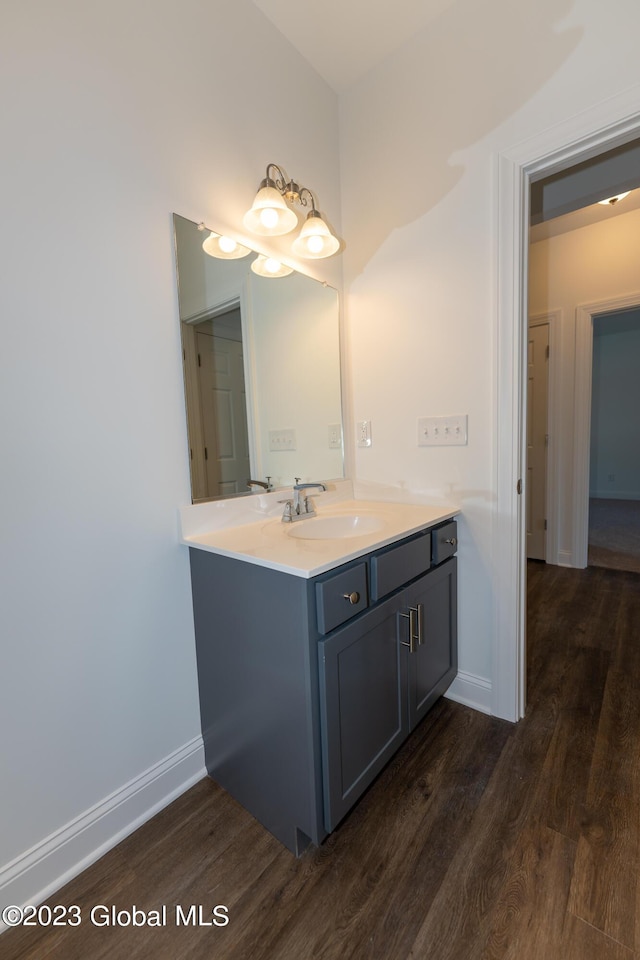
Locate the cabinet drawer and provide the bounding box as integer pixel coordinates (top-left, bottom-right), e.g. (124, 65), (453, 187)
(370, 531), (431, 602)
(316, 563), (368, 635)
(431, 520), (458, 565)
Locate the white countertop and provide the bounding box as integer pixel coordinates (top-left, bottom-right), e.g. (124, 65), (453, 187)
(180, 495), (458, 578)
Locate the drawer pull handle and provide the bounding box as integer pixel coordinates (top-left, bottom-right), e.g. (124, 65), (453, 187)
(444, 537), (457, 546)
(343, 591), (360, 605)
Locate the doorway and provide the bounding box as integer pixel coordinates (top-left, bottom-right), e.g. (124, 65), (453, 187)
(193, 312), (251, 499)
(587, 306), (640, 573)
(494, 98), (640, 722)
(572, 297), (640, 568)
(182, 304), (252, 501)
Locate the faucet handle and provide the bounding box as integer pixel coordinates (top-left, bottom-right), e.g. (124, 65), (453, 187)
(279, 499), (293, 520)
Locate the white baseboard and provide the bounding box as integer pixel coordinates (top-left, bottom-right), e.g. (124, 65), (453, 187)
(0, 737), (206, 931)
(445, 670), (492, 715)
(557, 550), (574, 567)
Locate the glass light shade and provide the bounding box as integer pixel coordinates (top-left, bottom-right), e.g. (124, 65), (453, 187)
(250, 255), (294, 278)
(202, 231), (251, 259)
(291, 212), (340, 259)
(243, 185), (298, 236)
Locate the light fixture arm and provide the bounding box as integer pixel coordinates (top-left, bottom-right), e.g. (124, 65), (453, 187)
(262, 163), (301, 204)
(298, 186), (317, 213)
(263, 164), (321, 210)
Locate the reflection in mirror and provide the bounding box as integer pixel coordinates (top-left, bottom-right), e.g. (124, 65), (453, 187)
(173, 215), (344, 503)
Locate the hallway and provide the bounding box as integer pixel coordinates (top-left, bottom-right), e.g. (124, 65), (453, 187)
(589, 497), (640, 574)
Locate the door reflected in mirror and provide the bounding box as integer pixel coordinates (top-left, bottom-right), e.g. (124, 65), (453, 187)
(173, 214), (344, 503)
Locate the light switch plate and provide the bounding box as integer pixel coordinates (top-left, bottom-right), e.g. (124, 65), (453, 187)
(418, 415), (468, 446)
(328, 423), (342, 449)
(269, 428), (296, 451)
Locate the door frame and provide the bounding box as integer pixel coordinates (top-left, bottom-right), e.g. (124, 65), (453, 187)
(527, 313), (559, 565)
(494, 87), (640, 722)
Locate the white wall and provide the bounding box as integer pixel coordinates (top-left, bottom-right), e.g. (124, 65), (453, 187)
(529, 209), (640, 558)
(0, 0), (340, 909)
(339, 0), (640, 692)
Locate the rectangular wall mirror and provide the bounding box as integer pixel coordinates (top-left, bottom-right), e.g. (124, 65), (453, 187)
(173, 214), (344, 502)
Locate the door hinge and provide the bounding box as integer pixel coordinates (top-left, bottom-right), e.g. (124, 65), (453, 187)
(197, 353), (201, 367)
(204, 447), (208, 461)
(546, 344), (550, 359)
(517, 478), (522, 495)
(544, 519), (547, 531)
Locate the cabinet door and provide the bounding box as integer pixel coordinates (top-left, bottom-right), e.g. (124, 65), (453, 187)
(318, 595), (408, 833)
(404, 557), (458, 730)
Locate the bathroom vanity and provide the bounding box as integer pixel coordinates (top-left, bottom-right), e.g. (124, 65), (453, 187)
(184, 497), (458, 854)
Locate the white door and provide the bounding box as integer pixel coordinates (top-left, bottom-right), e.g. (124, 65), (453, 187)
(196, 331), (251, 497)
(526, 323), (549, 560)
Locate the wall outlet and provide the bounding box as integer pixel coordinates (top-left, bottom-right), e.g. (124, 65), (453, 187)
(328, 423), (342, 449)
(269, 428), (296, 451)
(418, 415), (468, 446)
(357, 420), (372, 447)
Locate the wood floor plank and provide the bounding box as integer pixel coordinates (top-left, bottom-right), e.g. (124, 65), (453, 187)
(535, 645), (609, 840)
(479, 821), (575, 960)
(403, 698), (561, 959)
(560, 914), (637, 960)
(568, 582), (640, 951)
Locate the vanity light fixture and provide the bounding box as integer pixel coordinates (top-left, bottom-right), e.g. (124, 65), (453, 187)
(243, 163), (341, 260)
(250, 255), (293, 278)
(197, 223), (251, 260)
(597, 192), (630, 206)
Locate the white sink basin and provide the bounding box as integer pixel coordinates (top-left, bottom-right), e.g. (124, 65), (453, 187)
(286, 514), (384, 540)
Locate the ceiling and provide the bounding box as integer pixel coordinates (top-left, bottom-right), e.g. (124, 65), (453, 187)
(252, 0), (456, 92)
(252, 1), (640, 241)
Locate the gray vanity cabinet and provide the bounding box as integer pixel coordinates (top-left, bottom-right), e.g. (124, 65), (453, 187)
(188, 519), (457, 856)
(318, 595), (409, 832)
(317, 555), (457, 832)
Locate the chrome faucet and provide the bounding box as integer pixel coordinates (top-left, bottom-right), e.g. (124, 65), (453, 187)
(281, 482), (326, 522)
(247, 477), (272, 492)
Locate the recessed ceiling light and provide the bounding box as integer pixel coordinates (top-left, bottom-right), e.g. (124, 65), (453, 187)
(597, 192), (631, 206)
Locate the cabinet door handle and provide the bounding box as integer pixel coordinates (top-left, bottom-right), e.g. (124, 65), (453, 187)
(445, 537), (457, 546)
(343, 591), (360, 605)
(416, 602), (424, 645)
(401, 604), (423, 653)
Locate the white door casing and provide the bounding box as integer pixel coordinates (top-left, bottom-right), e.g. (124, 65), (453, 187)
(526, 322), (549, 561)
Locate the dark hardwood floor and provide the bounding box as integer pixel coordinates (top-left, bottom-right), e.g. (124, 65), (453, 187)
(4, 562), (640, 959)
